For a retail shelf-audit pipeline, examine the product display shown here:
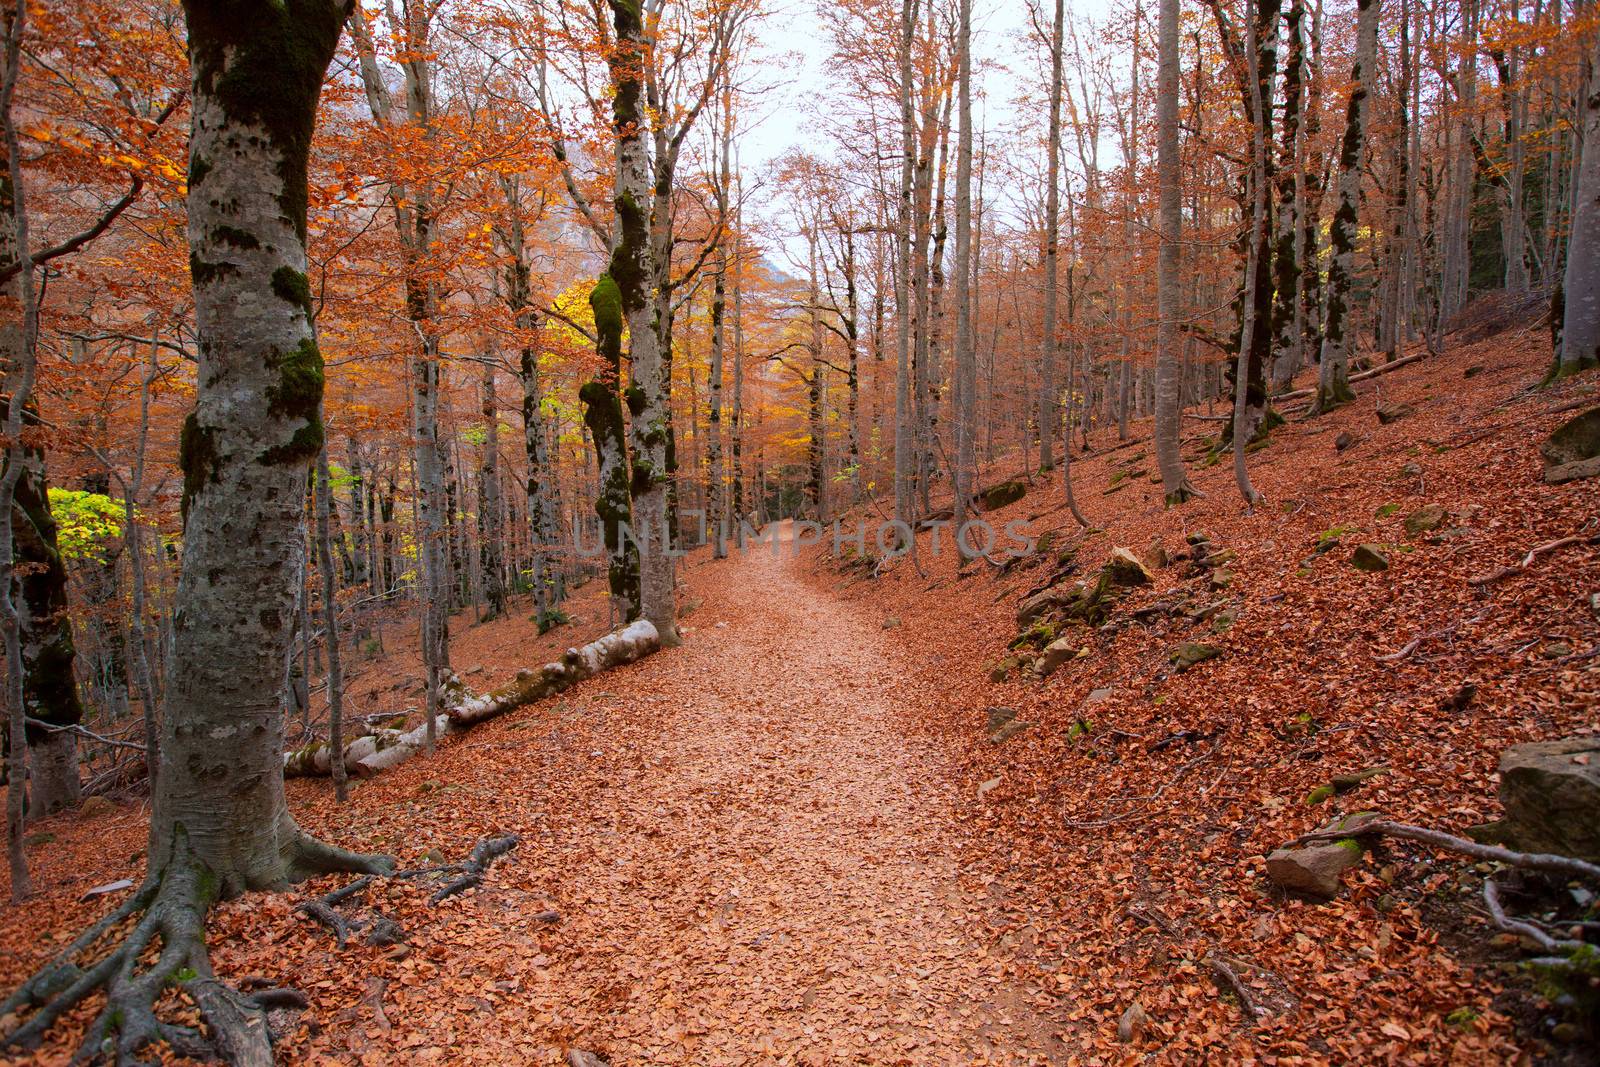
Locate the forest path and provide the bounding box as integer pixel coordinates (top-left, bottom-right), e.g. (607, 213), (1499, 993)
(519, 525), (1067, 1064)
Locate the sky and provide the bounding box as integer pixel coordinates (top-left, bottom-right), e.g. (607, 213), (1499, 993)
(733, 0), (1116, 249)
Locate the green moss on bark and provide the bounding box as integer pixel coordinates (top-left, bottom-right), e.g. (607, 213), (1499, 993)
(183, 0), (350, 240)
(178, 413), (221, 525)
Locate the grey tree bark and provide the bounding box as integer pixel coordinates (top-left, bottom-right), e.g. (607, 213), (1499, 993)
(1155, 0), (1197, 504)
(1557, 26), (1600, 376)
(1311, 0), (1379, 415)
(951, 0), (975, 543)
(1039, 0), (1063, 475)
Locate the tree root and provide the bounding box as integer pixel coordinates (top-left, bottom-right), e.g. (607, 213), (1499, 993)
(1287, 818), (1600, 882)
(397, 833), (521, 905)
(1, 830), (392, 1066)
(1467, 531), (1598, 587)
(298, 833), (523, 952)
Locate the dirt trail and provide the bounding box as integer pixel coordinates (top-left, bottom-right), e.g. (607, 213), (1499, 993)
(524, 526), (1066, 1065)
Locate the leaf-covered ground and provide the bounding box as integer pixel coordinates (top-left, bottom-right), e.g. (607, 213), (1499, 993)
(2, 330), (1596, 1064)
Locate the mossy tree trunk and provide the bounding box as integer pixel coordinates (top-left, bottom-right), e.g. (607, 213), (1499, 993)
(605, 0), (676, 643)
(8, 406), (85, 815)
(1269, 0), (1305, 392)
(1558, 29), (1600, 376)
(1, 136), (83, 814)
(500, 176), (565, 626)
(166, 0), (391, 894)
(1311, 0), (1379, 415)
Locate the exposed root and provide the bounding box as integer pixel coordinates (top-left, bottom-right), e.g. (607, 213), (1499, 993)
(1, 830), (394, 1066)
(1286, 818), (1600, 882)
(1467, 531), (1598, 587)
(398, 833), (521, 905)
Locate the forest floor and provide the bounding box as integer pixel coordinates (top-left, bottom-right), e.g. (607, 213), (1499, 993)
(3, 315), (1599, 1065)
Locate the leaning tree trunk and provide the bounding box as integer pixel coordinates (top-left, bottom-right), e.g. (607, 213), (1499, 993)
(1311, 0), (1379, 415)
(1155, 0), (1197, 504)
(1, 4), (394, 1063)
(1557, 27), (1600, 377)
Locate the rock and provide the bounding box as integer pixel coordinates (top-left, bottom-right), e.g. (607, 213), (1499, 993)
(1335, 431), (1354, 452)
(1540, 406), (1600, 467)
(79, 795), (116, 818)
(1544, 455), (1600, 484)
(1211, 609), (1237, 633)
(977, 478), (1027, 511)
(1037, 636), (1081, 676)
(1591, 592), (1600, 620)
(1403, 504), (1447, 536)
(1085, 687), (1113, 705)
(1144, 539), (1169, 570)
(464, 664), (485, 676)
(1350, 544), (1390, 572)
(1185, 531), (1212, 546)
(1497, 735), (1600, 861)
(988, 658), (1019, 682)
(1016, 585), (1068, 627)
(1117, 1000), (1149, 1043)
(568, 1052), (611, 1067)
(1552, 1022), (1582, 1045)
(1170, 642), (1221, 672)
(1376, 402), (1414, 424)
(1305, 784), (1334, 805)
(987, 706), (1019, 731)
(1265, 839), (1364, 899)
(1542, 642), (1573, 658)
(977, 776), (1001, 799)
(1399, 462), (1422, 478)
(1103, 547), (1153, 588)
(1464, 364), (1485, 378)
(881, 616), (902, 630)
(531, 909), (561, 923)
(989, 719), (1034, 744)
(1209, 569), (1233, 590)
(1202, 547), (1236, 567)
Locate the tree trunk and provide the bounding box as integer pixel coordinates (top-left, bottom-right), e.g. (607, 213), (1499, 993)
(1311, 0), (1379, 414)
(1557, 27), (1600, 375)
(157, 0), (391, 900)
(1040, 0), (1063, 475)
(605, 0), (675, 644)
(951, 0), (975, 543)
(1155, 0), (1197, 503)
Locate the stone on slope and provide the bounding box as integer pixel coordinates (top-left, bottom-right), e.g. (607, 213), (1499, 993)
(1376, 402), (1414, 425)
(1540, 406), (1600, 467)
(1497, 735), (1600, 862)
(1266, 840), (1363, 898)
(1102, 547), (1153, 588)
(1170, 642), (1221, 672)
(1037, 636), (1081, 677)
(989, 719), (1034, 744)
(977, 478), (1027, 511)
(1350, 544), (1390, 572)
(1403, 504), (1447, 536)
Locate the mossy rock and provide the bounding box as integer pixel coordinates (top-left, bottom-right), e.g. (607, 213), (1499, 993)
(1350, 544), (1390, 571)
(1305, 784), (1335, 806)
(1541, 406), (1600, 467)
(1102, 547), (1152, 588)
(1376, 403), (1415, 425)
(978, 479), (1026, 511)
(1403, 504), (1447, 536)
(1170, 642), (1222, 672)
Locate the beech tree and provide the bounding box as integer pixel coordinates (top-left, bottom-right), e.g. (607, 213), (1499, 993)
(1311, 0), (1379, 414)
(1557, 27), (1600, 377)
(2, 2), (392, 1059)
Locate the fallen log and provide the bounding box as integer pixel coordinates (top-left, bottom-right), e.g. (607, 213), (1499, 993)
(284, 619), (660, 779)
